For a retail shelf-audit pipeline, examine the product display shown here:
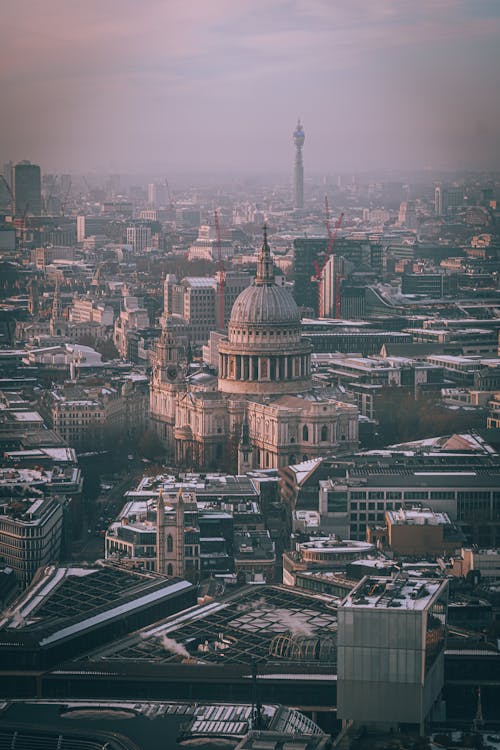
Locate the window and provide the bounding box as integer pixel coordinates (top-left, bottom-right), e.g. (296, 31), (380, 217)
(405, 491), (428, 501)
(321, 425), (328, 441)
(302, 425), (309, 442)
(369, 492), (384, 500)
(167, 563), (173, 576)
(328, 491), (348, 513)
(167, 535), (173, 553)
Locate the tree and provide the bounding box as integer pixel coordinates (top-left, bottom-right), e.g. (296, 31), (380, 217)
(94, 338), (119, 361)
(137, 429), (165, 460)
(375, 387), (485, 446)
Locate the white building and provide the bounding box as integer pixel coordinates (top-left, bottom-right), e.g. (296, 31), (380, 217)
(126, 224), (152, 253)
(187, 224), (232, 262)
(69, 295), (114, 326)
(151, 230), (358, 471)
(114, 296), (150, 358)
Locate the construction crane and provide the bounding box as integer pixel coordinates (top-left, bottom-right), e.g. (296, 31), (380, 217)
(164, 178), (172, 205)
(214, 209), (226, 331)
(60, 178), (72, 217)
(313, 198), (344, 318)
(0, 174), (14, 215)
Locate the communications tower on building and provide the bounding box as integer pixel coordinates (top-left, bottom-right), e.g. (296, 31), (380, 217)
(293, 119), (305, 210)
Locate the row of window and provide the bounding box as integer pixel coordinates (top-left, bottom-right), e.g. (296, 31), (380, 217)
(348, 490), (498, 502)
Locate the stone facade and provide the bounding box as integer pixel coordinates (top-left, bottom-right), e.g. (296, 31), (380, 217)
(150, 229), (358, 471)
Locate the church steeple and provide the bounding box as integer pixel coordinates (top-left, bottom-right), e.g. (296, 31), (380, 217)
(52, 279), (62, 322)
(255, 225), (274, 286)
(156, 315), (183, 370)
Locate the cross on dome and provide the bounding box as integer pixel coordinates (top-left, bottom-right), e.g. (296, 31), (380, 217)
(255, 224), (274, 286)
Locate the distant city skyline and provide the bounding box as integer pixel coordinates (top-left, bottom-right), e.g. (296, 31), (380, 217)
(2, 1), (500, 174)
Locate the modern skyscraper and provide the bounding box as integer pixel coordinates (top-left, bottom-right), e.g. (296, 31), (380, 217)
(293, 119), (305, 209)
(435, 185), (463, 216)
(12, 161), (42, 217)
(292, 238), (328, 316)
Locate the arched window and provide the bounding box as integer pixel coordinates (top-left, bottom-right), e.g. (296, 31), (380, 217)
(321, 425), (328, 442)
(167, 563), (173, 576)
(289, 455), (296, 465)
(167, 534), (173, 553)
(302, 425), (309, 442)
(265, 452), (270, 467)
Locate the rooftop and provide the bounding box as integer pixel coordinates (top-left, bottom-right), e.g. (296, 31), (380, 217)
(387, 508), (451, 526)
(0, 563), (193, 648)
(88, 585), (338, 668)
(0, 700), (324, 750)
(342, 575), (446, 611)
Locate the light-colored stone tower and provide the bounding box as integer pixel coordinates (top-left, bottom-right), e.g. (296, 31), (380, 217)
(150, 315), (186, 453)
(156, 488), (185, 578)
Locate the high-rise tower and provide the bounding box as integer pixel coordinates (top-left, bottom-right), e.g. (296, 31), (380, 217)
(12, 161), (42, 217)
(293, 119), (305, 210)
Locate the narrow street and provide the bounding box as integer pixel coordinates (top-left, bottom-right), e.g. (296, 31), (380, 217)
(71, 465), (144, 565)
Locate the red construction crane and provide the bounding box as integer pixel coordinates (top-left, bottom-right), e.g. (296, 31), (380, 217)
(313, 199), (344, 317)
(214, 209), (226, 331)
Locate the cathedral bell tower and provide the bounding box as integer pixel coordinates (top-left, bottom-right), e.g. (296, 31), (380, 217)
(150, 315), (187, 453)
(238, 421), (254, 474)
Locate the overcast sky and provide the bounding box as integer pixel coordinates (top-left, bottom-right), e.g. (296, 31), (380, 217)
(1, 0), (500, 176)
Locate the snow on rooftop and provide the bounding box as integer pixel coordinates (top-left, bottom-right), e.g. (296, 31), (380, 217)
(342, 576), (445, 610)
(12, 411), (44, 422)
(288, 457), (323, 484)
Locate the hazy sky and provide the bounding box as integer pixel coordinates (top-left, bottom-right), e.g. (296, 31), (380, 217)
(2, 0), (500, 175)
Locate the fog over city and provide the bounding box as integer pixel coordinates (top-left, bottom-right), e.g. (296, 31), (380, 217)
(2, 0), (500, 175)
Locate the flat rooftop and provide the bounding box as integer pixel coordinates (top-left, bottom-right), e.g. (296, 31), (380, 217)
(387, 508), (451, 526)
(87, 585), (338, 668)
(128, 472), (258, 499)
(342, 575), (446, 611)
(0, 700), (324, 750)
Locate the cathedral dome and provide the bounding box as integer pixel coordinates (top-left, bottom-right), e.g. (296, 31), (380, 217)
(218, 227), (312, 397)
(230, 282), (300, 328)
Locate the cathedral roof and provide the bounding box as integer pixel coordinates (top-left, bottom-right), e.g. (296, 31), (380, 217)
(229, 227), (300, 328)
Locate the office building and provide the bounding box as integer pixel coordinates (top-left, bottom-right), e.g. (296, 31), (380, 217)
(313, 452), (500, 546)
(147, 181), (167, 207)
(293, 238), (328, 315)
(337, 574), (448, 732)
(435, 186), (463, 216)
(12, 161), (42, 217)
(126, 223), (152, 252)
(0, 496), (63, 588)
(374, 507), (465, 556)
(320, 254), (345, 318)
(76, 214), (109, 243)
